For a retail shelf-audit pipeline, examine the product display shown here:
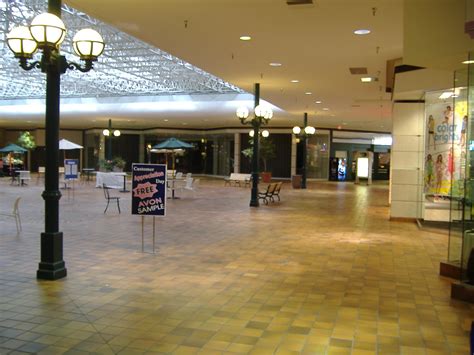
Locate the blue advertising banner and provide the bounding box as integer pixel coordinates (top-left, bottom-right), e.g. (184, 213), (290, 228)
(131, 163), (166, 216)
(64, 159), (78, 179)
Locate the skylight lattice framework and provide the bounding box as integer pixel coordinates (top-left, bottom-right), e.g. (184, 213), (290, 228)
(0, 0), (244, 99)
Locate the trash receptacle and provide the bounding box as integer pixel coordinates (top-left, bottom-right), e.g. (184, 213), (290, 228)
(292, 175), (302, 189)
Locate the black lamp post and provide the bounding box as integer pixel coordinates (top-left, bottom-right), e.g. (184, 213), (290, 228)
(236, 83), (273, 207)
(293, 112), (315, 189)
(102, 119), (121, 161)
(6, 0), (105, 280)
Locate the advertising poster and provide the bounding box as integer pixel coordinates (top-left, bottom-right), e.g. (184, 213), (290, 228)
(64, 159), (78, 179)
(131, 163), (166, 216)
(425, 96), (467, 197)
(338, 158), (347, 181)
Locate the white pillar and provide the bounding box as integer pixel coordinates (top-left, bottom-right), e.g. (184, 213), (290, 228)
(234, 133), (240, 173)
(390, 101), (425, 219)
(99, 134), (105, 162)
(291, 135), (297, 176)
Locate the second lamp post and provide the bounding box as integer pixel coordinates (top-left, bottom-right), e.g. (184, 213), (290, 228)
(236, 83), (273, 207)
(293, 112), (315, 189)
(102, 119), (121, 161)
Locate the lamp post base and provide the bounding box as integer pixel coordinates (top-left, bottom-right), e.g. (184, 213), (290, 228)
(249, 200), (259, 207)
(37, 232), (67, 280)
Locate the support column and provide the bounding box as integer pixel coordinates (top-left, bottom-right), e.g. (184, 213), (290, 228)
(291, 135), (297, 176)
(106, 119), (112, 160)
(99, 134), (105, 162)
(234, 133), (240, 173)
(139, 134), (145, 163)
(390, 101), (425, 220)
(213, 139), (219, 175)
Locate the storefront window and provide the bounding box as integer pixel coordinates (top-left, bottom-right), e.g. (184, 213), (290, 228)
(306, 133), (329, 179)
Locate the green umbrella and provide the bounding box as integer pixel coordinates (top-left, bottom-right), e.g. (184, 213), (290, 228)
(152, 138), (193, 174)
(0, 143), (28, 153)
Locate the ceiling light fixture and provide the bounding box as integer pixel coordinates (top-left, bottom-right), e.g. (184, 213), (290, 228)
(463, 60), (474, 64)
(354, 29), (371, 35)
(269, 62), (282, 67)
(360, 77), (373, 82)
(323, 108), (329, 111)
(239, 35), (251, 41)
(305, 92), (312, 95)
(291, 80), (299, 83)
(315, 100), (322, 104)
(439, 92), (454, 99)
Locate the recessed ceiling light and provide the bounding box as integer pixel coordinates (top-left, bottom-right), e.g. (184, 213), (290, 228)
(361, 77), (373, 82)
(291, 80), (299, 83)
(240, 35), (251, 41)
(315, 100), (322, 104)
(305, 92), (312, 95)
(439, 92), (454, 99)
(164, 119), (169, 122)
(323, 108), (329, 111)
(269, 62), (282, 67)
(354, 29), (371, 35)
(463, 60), (474, 64)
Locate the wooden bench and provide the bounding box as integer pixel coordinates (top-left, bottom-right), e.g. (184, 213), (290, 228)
(258, 182), (283, 204)
(224, 173), (251, 187)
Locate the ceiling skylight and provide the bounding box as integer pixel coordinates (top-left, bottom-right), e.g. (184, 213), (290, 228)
(0, 0), (244, 100)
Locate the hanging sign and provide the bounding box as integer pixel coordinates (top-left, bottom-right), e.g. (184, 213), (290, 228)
(131, 163), (166, 216)
(64, 159), (78, 179)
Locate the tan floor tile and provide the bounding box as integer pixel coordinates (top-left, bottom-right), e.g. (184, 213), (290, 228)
(0, 180), (472, 355)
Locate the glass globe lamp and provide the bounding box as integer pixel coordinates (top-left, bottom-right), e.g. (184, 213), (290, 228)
(29, 13), (66, 48)
(6, 26), (38, 58)
(72, 29), (105, 61)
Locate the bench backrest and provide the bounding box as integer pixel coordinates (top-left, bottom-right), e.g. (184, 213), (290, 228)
(266, 183), (277, 194)
(229, 173), (251, 180)
(274, 182), (282, 194)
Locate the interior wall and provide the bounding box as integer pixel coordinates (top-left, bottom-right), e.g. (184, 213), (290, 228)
(34, 129), (84, 147)
(404, 0), (474, 70)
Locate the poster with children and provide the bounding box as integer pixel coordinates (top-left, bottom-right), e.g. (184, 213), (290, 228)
(425, 97), (467, 198)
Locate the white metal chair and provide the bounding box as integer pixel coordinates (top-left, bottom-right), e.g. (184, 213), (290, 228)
(175, 172), (183, 179)
(18, 171), (31, 186)
(184, 178), (199, 197)
(0, 197), (22, 233)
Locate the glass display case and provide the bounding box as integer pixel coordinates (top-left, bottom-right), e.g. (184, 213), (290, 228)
(447, 55), (474, 285)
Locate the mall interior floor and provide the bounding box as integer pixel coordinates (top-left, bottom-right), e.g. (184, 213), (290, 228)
(0, 177), (472, 354)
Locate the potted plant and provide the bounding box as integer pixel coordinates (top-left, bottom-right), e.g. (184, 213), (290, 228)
(17, 131), (36, 170)
(242, 136), (276, 183)
(112, 156), (126, 172)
